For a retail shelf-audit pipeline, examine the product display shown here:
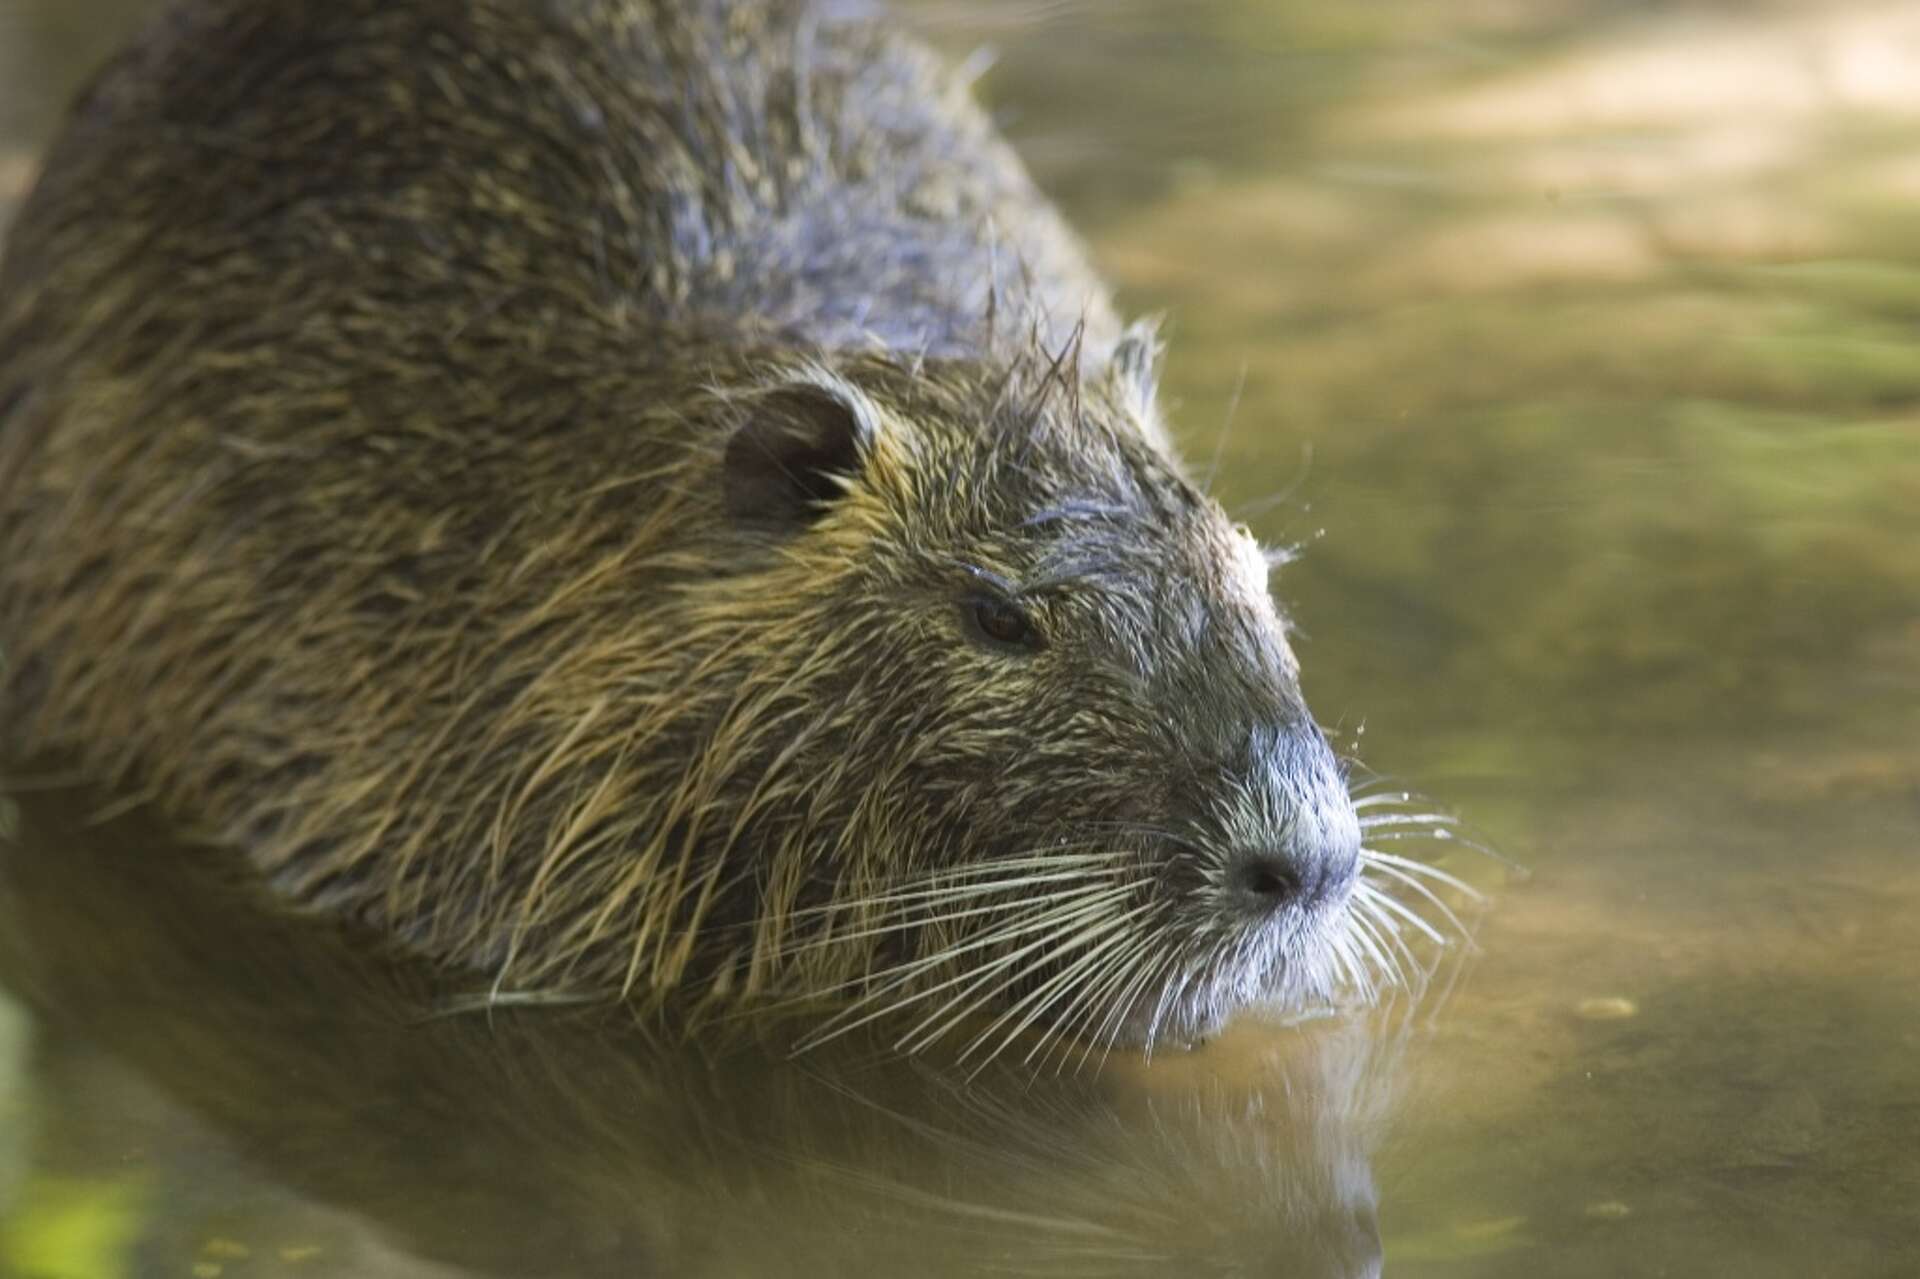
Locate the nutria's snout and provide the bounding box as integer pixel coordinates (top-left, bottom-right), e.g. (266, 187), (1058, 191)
(1221, 723), (1362, 917)
(1117, 719), (1362, 1047)
(1183, 720), (1361, 916)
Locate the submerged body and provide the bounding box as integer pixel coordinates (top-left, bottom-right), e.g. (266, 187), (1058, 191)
(0, 0), (1372, 1056)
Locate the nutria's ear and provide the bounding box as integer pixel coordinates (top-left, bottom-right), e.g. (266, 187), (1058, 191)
(722, 375), (878, 529)
(1108, 317), (1165, 416)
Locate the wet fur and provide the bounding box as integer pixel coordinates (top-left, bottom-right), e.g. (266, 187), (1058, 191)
(0, 0), (1408, 1057)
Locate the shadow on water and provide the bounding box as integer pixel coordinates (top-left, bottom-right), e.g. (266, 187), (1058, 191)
(0, 787), (1405, 1277)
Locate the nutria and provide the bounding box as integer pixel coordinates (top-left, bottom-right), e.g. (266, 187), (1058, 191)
(0, 0), (1432, 1059)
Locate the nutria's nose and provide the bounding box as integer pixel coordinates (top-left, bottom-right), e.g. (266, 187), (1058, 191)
(1231, 846), (1344, 913)
(1237, 855), (1299, 903)
(1222, 721), (1362, 914)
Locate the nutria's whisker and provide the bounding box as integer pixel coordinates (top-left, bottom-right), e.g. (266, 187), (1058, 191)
(1349, 790), (1445, 811)
(1359, 914), (1406, 994)
(799, 896), (1118, 1011)
(1329, 940), (1358, 1002)
(1078, 819), (1207, 852)
(1077, 940), (1180, 1073)
(1021, 926), (1145, 1074)
(1359, 826), (1507, 864)
(1355, 810), (1463, 830)
(829, 866), (1140, 929)
(1341, 906), (1404, 995)
(1353, 880), (1446, 946)
(894, 895), (1150, 1055)
(949, 901), (1155, 1066)
(1138, 948), (1201, 1059)
(787, 871), (1119, 924)
(427, 987), (607, 1019)
(1334, 926), (1371, 1002)
(1348, 786), (1421, 804)
(1037, 939), (1148, 1073)
(1352, 794), (1519, 871)
(797, 886), (1139, 1050)
(788, 847), (1127, 892)
(860, 847), (1130, 880)
(1353, 888), (1426, 987)
(1361, 865), (1478, 952)
(947, 931), (1136, 1068)
(1361, 856), (1477, 939)
(782, 857), (1133, 924)
(778, 884), (1112, 956)
(1364, 913), (1417, 997)
(1330, 928), (1372, 1004)
(808, 940), (1040, 1052)
(1360, 847), (1484, 900)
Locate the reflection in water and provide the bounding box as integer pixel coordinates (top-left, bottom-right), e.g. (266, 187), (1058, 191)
(0, 790), (1400, 1277)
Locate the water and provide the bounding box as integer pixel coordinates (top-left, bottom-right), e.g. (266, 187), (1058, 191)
(2, 1), (1916, 1275)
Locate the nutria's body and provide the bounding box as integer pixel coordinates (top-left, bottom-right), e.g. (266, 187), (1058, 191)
(0, 0), (1384, 1056)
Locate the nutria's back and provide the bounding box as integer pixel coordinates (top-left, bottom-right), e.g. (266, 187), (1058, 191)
(0, 0), (1387, 1060)
(2, 0), (1117, 366)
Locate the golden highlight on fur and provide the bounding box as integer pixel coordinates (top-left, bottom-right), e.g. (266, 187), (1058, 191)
(0, 0), (1474, 1062)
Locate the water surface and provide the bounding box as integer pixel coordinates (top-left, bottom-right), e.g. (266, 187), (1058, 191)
(2, 0), (1917, 1275)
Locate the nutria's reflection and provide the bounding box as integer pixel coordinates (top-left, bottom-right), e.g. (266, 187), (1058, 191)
(0, 790), (1397, 1278)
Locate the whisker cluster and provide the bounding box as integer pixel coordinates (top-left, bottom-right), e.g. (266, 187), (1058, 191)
(1328, 776), (1504, 1005)
(791, 846), (1179, 1071)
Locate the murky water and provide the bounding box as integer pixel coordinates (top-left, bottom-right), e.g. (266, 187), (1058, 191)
(2, 1), (1918, 1275)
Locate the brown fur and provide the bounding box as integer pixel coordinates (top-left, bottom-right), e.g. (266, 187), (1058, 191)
(0, 0), (1403, 1057)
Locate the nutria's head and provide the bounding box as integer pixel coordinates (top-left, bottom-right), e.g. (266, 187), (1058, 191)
(597, 325), (1369, 1059)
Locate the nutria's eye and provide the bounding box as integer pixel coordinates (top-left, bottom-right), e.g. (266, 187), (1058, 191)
(965, 596), (1041, 653)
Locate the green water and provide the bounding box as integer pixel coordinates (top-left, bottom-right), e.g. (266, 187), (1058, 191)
(2, 0), (1917, 1275)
